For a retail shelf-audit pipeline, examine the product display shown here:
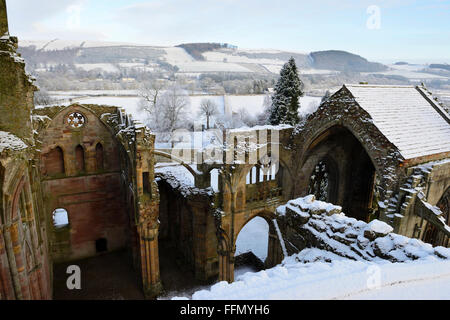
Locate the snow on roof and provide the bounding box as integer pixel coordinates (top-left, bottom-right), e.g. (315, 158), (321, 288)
(0, 131), (27, 154)
(345, 84), (450, 160)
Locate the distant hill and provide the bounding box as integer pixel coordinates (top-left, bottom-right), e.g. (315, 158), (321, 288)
(309, 50), (388, 72)
(176, 43), (235, 61)
(18, 39), (390, 74)
(429, 64), (450, 72)
(19, 39), (436, 94)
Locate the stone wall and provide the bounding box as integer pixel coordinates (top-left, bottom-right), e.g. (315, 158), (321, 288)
(0, 36), (35, 142)
(0, 25), (51, 299)
(35, 105), (130, 262)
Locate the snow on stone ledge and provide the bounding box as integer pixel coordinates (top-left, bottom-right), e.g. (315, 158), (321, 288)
(277, 194), (342, 217)
(155, 164), (213, 198)
(276, 195), (449, 262)
(366, 219), (393, 236)
(0, 131), (28, 154)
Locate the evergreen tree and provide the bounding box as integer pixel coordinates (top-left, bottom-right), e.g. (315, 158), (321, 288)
(268, 57), (304, 125)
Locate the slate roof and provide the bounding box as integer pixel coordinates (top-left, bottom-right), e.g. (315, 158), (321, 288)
(345, 84), (450, 160)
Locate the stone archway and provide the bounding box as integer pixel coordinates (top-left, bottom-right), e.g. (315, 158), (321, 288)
(233, 214), (278, 280)
(301, 125), (377, 222)
(216, 210), (283, 283)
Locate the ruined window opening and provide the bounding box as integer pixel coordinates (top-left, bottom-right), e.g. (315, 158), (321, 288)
(308, 160), (330, 202)
(52, 208), (69, 228)
(210, 169), (219, 192)
(271, 164), (277, 181)
(19, 191), (27, 220)
(143, 172), (150, 194)
(95, 143), (104, 171)
(67, 112), (86, 128)
(246, 164), (275, 185)
(45, 146), (65, 175)
(75, 145), (85, 173)
(95, 238), (108, 253)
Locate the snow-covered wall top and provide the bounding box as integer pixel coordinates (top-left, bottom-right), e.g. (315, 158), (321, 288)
(0, 131), (28, 154)
(276, 195), (450, 263)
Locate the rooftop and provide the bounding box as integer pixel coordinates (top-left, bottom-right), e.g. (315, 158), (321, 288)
(345, 84), (450, 160)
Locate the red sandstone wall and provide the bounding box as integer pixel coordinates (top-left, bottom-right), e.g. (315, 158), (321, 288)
(43, 173), (128, 262)
(38, 105), (131, 263)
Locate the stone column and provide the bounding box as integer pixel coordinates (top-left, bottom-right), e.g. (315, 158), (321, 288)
(218, 250), (234, 283)
(138, 223), (163, 298)
(266, 231), (283, 268)
(9, 222), (31, 299)
(0, 0), (8, 36)
(0, 227), (15, 299)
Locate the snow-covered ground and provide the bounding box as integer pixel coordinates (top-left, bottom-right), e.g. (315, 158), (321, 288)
(183, 249), (450, 300)
(168, 195), (450, 300)
(344, 273), (450, 300)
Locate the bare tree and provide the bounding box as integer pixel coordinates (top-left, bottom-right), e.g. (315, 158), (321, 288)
(236, 107), (258, 127)
(34, 89), (56, 106)
(138, 82), (190, 145)
(138, 80), (166, 114)
(198, 98), (219, 129)
(160, 85), (190, 134)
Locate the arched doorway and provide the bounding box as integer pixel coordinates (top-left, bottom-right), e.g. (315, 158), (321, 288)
(304, 126), (377, 222)
(234, 216), (270, 279)
(423, 188), (449, 247)
(156, 166), (202, 296)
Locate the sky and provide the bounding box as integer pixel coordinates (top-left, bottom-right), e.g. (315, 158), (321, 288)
(5, 0), (450, 63)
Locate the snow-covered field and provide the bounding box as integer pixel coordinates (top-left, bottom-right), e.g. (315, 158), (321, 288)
(74, 63), (119, 73)
(176, 61), (254, 73)
(45, 91), (322, 124)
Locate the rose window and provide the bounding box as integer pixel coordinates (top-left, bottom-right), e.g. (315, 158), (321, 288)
(67, 112), (86, 128)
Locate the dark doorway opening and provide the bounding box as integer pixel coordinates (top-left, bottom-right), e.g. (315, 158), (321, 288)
(96, 238), (108, 253)
(157, 179), (205, 297)
(305, 126), (376, 222)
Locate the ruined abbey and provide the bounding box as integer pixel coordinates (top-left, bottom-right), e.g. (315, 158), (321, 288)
(1, 0), (449, 300)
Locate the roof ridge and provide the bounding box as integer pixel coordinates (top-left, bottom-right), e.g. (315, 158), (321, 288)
(345, 84), (415, 88)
